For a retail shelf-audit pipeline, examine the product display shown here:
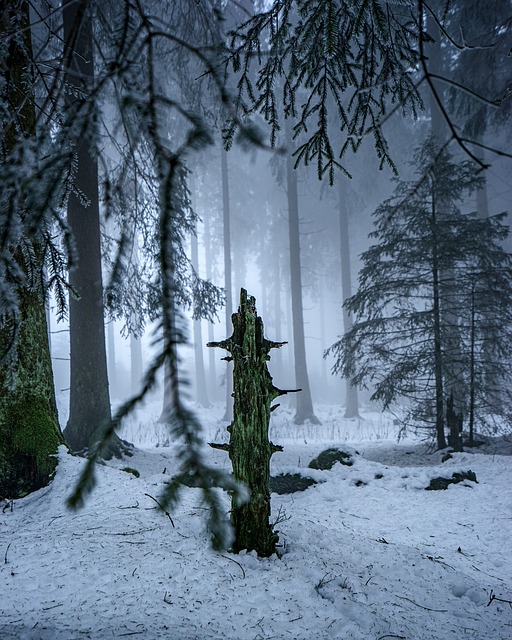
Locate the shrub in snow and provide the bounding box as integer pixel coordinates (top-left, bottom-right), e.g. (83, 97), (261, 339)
(308, 448), (353, 470)
(425, 470), (478, 490)
(270, 473), (318, 495)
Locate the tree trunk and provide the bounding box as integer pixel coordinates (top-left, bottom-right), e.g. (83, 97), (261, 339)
(468, 283), (476, 446)
(272, 233), (284, 383)
(319, 284), (328, 393)
(431, 191), (447, 449)
(191, 214), (210, 407)
(160, 315), (181, 425)
(62, 0), (129, 458)
(130, 331), (143, 396)
(203, 203), (217, 400)
(285, 124), (320, 425)
(426, 14), (447, 144)
(427, 13), (465, 425)
(446, 392), (463, 452)
(221, 149), (233, 421)
(107, 321), (117, 398)
(474, 141), (497, 410)
(209, 289), (289, 556)
(0, 1), (64, 499)
(338, 181), (359, 418)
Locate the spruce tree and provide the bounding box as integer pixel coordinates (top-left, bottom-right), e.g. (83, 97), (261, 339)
(328, 138), (512, 447)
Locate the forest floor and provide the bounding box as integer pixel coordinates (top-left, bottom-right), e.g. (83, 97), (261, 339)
(1, 403), (511, 639)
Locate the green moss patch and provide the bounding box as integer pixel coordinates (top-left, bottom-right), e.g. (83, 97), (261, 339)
(270, 473), (318, 494)
(425, 470), (478, 491)
(121, 467), (140, 478)
(0, 396), (62, 498)
(308, 448), (353, 471)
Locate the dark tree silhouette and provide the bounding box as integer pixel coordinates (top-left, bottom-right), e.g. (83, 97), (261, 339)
(0, 1), (64, 499)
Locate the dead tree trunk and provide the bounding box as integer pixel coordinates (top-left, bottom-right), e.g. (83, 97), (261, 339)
(209, 289), (295, 557)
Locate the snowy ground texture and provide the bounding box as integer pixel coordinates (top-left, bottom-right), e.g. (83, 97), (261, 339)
(1, 403), (511, 640)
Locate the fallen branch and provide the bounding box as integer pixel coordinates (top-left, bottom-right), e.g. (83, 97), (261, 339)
(145, 493), (175, 527)
(221, 554), (246, 579)
(488, 590), (512, 607)
(4, 542), (11, 564)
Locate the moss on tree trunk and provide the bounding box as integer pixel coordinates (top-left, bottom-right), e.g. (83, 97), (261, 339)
(0, 261), (64, 498)
(0, 1), (64, 499)
(209, 289), (292, 557)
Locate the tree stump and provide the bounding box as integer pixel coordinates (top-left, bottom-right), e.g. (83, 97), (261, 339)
(209, 289), (296, 556)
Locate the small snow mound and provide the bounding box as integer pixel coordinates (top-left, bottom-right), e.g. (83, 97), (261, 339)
(450, 582), (469, 598)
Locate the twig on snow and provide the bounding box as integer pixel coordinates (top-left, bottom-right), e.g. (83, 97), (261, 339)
(221, 554), (246, 579)
(116, 501), (140, 509)
(4, 542), (11, 564)
(396, 595), (447, 612)
(145, 493), (175, 527)
(289, 615), (303, 622)
(488, 590), (512, 607)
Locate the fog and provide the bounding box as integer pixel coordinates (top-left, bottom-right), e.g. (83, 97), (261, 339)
(49, 119), (512, 429)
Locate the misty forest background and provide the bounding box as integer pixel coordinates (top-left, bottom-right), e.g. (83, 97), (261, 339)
(1, 0), (512, 533)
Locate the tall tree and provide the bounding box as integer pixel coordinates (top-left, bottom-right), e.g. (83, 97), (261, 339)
(286, 124), (319, 424)
(0, 1), (64, 498)
(190, 205), (210, 408)
(203, 197), (218, 400)
(338, 181), (359, 418)
(424, 11), (466, 420)
(62, 0), (129, 458)
(221, 148), (234, 421)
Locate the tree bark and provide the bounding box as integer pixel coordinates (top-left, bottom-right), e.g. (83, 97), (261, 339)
(62, 0), (129, 458)
(209, 289), (289, 556)
(0, 1), (64, 499)
(285, 124), (319, 425)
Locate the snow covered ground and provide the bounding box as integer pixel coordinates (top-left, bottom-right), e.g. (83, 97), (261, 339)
(1, 404), (511, 639)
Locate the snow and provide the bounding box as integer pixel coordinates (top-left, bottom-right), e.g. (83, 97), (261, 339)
(1, 404), (511, 639)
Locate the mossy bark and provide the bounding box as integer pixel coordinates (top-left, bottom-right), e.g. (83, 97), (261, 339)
(0, 288), (64, 498)
(209, 289), (291, 557)
(0, 1), (64, 499)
